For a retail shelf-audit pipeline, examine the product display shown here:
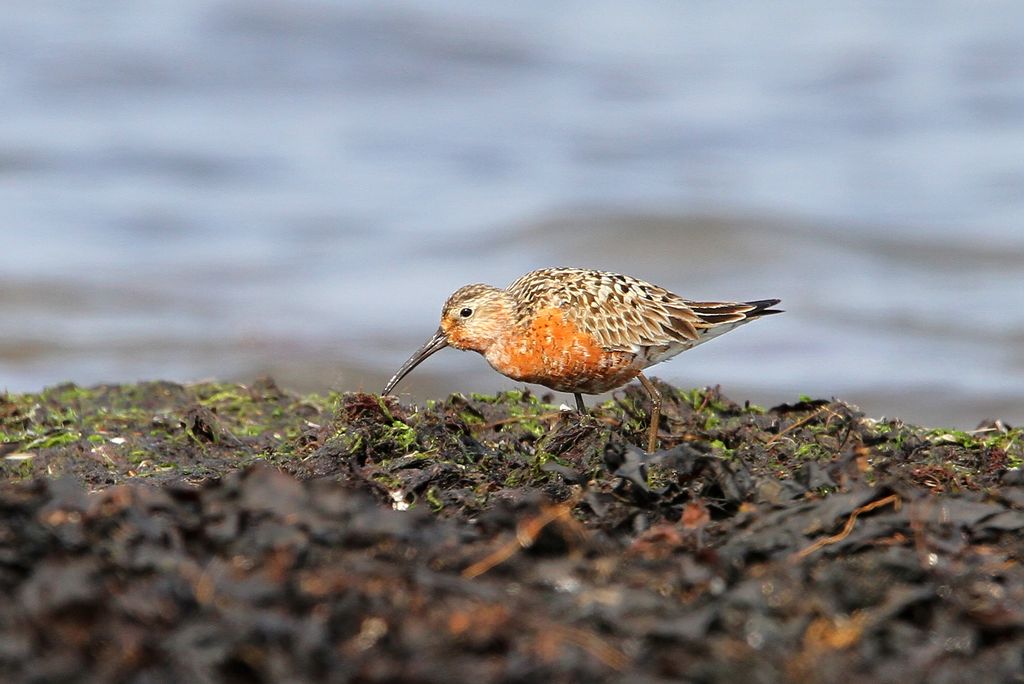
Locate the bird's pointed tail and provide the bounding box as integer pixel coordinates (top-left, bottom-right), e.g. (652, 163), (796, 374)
(742, 299), (783, 317)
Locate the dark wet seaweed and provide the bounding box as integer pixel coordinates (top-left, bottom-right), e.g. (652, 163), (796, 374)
(1, 379), (1023, 682)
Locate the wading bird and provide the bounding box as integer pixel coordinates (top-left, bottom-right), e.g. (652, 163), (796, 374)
(383, 267), (781, 453)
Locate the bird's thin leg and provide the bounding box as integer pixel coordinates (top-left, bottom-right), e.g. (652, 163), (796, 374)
(637, 373), (662, 453)
(574, 392), (587, 414)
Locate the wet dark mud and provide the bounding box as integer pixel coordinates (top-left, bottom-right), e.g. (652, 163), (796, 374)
(1, 378), (1023, 682)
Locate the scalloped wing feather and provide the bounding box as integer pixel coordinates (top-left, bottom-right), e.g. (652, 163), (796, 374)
(507, 268), (777, 356)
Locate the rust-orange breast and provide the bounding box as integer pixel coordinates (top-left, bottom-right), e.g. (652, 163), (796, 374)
(485, 307), (640, 393)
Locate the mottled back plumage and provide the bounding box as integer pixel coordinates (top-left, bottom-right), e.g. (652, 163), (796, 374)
(507, 267), (780, 364)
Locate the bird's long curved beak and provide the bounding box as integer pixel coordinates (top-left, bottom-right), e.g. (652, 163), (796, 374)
(382, 327), (449, 395)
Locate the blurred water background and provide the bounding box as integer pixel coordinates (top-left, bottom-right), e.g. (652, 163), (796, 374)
(2, 1), (1023, 428)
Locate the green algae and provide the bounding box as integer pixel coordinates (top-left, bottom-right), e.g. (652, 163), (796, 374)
(0, 378), (1020, 503)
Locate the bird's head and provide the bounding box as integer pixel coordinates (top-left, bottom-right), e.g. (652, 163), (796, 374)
(382, 283), (511, 395)
(438, 284), (512, 352)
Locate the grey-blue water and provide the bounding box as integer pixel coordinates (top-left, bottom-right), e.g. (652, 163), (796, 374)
(3, 1), (1023, 427)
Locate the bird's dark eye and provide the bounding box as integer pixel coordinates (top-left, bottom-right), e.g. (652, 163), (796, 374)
(460, 307), (473, 318)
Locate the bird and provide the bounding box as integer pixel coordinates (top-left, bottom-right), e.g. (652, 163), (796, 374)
(383, 267), (781, 453)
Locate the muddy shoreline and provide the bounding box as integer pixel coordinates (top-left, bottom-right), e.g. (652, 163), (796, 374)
(2, 378), (1023, 682)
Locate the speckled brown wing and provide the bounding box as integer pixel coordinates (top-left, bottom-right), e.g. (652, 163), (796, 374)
(507, 268), (780, 355)
(506, 267), (697, 350)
